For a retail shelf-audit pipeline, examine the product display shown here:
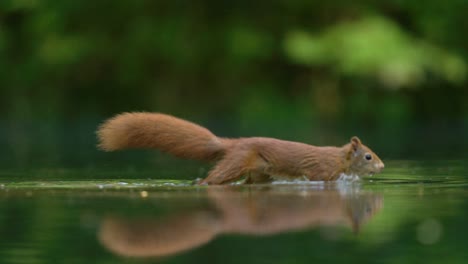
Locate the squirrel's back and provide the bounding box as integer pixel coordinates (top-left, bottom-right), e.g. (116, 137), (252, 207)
(97, 112), (226, 161)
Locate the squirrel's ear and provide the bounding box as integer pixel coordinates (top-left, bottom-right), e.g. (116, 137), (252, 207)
(350, 136), (361, 151)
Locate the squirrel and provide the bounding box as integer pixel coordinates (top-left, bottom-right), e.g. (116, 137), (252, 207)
(97, 112), (384, 184)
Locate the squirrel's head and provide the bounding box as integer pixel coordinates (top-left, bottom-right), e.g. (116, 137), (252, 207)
(346, 136), (384, 176)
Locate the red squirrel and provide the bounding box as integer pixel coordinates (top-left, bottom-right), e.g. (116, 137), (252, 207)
(97, 112), (384, 184)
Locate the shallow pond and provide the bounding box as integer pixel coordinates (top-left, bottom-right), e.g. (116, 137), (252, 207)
(0, 160), (467, 264)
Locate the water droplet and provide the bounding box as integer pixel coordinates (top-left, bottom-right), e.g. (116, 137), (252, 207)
(416, 218), (443, 245)
(140, 191), (148, 198)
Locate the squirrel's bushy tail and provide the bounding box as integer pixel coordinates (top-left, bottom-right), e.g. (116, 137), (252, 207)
(97, 112), (227, 161)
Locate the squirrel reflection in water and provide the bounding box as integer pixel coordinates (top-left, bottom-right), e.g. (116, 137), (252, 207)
(98, 185), (383, 258)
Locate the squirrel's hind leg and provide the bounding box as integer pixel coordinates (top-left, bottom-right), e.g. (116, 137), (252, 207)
(201, 150), (267, 185)
(201, 159), (245, 185)
(244, 172), (272, 184)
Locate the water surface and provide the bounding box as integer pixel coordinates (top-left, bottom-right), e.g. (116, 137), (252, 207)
(0, 160), (467, 264)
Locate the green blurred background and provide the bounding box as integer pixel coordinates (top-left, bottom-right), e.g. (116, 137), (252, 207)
(1, 0), (467, 168)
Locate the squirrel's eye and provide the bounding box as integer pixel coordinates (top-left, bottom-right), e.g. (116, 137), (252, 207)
(365, 153), (372, 161)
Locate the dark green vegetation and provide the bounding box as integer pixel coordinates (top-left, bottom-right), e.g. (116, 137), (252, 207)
(1, 0), (467, 168)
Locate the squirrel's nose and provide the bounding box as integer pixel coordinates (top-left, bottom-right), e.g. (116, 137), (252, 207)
(375, 162), (384, 172)
(378, 162), (385, 171)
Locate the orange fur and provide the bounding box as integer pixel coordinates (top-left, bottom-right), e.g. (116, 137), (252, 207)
(97, 112), (226, 161)
(97, 112), (384, 184)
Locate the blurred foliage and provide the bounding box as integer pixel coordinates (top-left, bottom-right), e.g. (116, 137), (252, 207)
(1, 0), (467, 120)
(284, 16), (466, 88)
(0, 0), (467, 164)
